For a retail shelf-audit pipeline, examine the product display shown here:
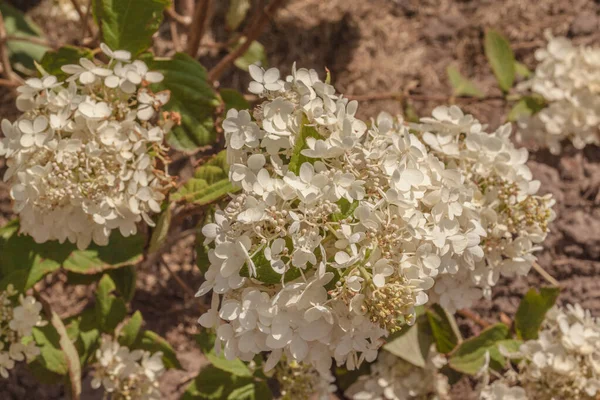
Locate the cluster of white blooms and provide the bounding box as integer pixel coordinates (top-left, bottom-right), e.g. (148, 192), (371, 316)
(479, 381), (527, 400)
(516, 33), (600, 154)
(345, 348), (449, 400)
(485, 304), (600, 400)
(412, 106), (555, 310)
(197, 64), (555, 376)
(0, 285), (44, 379)
(91, 336), (165, 400)
(276, 361), (336, 400)
(0, 44), (175, 250)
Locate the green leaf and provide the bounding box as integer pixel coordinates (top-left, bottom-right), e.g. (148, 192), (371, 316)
(446, 65), (484, 98)
(515, 287), (560, 340)
(66, 308), (101, 366)
(331, 198), (359, 222)
(95, 274), (127, 333)
(173, 179), (238, 205)
(220, 88), (250, 114)
(31, 325), (69, 376)
(40, 46), (94, 80)
(196, 331), (252, 377)
(93, 0), (169, 56)
(149, 207), (171, 254)
(46, 306), (82, 399)
(108, 265), (137, 302)
(427, 304), (461, 354)
(141, 53), (220, 151)
(233, 39), (267, 71)
(119, 311), (144, 347)
(227, 382), (272, 400)
(384, 316), (433, 367)
(226, 0), (251, 31)
(515, 61), (531, 79)
(507, 95), (546, 122)
(496, 339), (523, 356)
(288, 118), (322, 175)
(239, 243), (301, 284)
(484, 29), (516, 92)
(182, 365), (270, 400)
(136, 330), (181, 369)
(448, 323), (509, 375)
(0, 2), (49, 69)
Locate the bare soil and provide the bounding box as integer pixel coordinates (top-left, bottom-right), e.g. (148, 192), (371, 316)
(0, 0), (599, 398)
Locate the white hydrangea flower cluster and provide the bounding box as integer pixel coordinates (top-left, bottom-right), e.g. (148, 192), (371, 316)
(0, 285), (44, 379)
(0, 44), (176, 250)
(516, 33), (600, 154)
(91, 336), (165, 400)
(412, 106), (555, 310)
(345, 348), (450, 400)
(276, 361), (336, 400)
(487, 304), (600, 400)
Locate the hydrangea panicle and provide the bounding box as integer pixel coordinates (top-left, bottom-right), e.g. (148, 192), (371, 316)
(0, 44), (176, 250)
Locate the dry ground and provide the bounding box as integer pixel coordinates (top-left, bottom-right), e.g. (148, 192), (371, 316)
(0, 0), (599, 398)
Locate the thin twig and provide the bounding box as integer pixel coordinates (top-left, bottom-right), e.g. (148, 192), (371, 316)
(0, 78), (19, 87)
(186, 0), (212, 57)
(0, 11), (22, 84)
(346, 91), (506, 103)
(170, 20), (183, 52)
(457, 309), (491, 328)
(81, 0), (93, 38)
(208, 0), (285, 82)
(160, 256), (196, 298)
(69, 0), (93, 38)
(5, 35), (53, 48)
(165, 6), (192, 26)
(532, 261), (560, 287)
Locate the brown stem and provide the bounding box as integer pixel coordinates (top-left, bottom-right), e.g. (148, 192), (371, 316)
(69, 0), (94, 39)
(186, 0), (212, 57)
(0, 78), (19, 87)
(207, 0), (285, 82)
(170, 20), (183, 52)
(81, 0), (93, 38)
(457, 309), (491, 328)
(160, 256), (196, 298)
(166, 6), (192, 26)
(532, 261), (560, 287)
(346, 91), (506, 103)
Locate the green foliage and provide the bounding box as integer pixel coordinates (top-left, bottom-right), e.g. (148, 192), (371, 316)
(288, 118), (322, 175)
(447, 65), (484, 98)
(65, 308), (101, 366)
(427, 304), (461, 354)
(514, 287), (560, 340)
(40, 46), (93, 80)
(47, 306), (82, 399)
(95, 274), (128, 333)
(233, 39), (268, 71)
(149, 207), (171, 253)
(172, 151), (239, 205)
(141, 53), (220, 151)
(331, 198), (359, 222)
(119, 311), (144, 347)
(93, 0), (169, 56)
(0, 222), (143, 291)
(239, 241), (301, 284)
(484, 29), (516, 92)
(220, 88), (251, 113)
(0, 2), (49, 69)
(226, 0), (251, 31)
(515, 61), (532, 79)
(507, 95), (546, 122)
(383, 315), (433, 368)
(183, 332), (272, 400)
(135, 330), (182, 369)
(448, 323), (510, 375)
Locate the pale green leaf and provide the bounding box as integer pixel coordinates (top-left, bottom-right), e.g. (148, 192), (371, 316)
(31, 325), (69, 376)
(93, 0), (169, 56)
(384, 316), (433, 367)
(515, 287), (560, 340)
(173, 179), (238, 205)
(149, 207), (171, 254)
(515, 61), (531, 79)
(448, 323), (509, 375)
(226, 0), (251, 30)
(119, 311), (144, 347)
(95, 274), (127, 333)
(141, 53), (220, 150)
(234, 39), (267, 71)
(447, 65), (484, 98)
(484, 29), (516, 92)
(288, 118), (321, 175)
(0, 2), (49, 69)
(507, 95), (546, 122)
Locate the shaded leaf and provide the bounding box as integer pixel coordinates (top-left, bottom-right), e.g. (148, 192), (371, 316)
(93, 0), (169, 56)
(427, 304), (461, 354)
(449, 323), (509, 375)
(40, 46), (93, 80)
(221, 88), (250, 114)
(447, 65), (484, 98)
(141, 53), (220, 151)
(149, 207), (171, 253)
(31, 325), (69, 376)
(173, 179), (238, 205)
(384, 315), (432, 368)
(226, 0), (251, 31)
(233, 39), (267, 71)
(95, 274), (127, 333)
(108, 265), (137, 303)
(484, 29), (516, 92)
(515, 61), (531, 79)
(136, 330), (181, 369)
(515, 287), (560, 340)
(227, 382), (271, 400)
(119, 311), (144, 347)
(196, 331), (252, 377)
(507, 95), (546, 122)
(288, 118), (321, 175)
(0, 2), (49, 69)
